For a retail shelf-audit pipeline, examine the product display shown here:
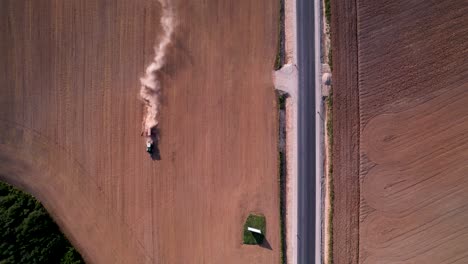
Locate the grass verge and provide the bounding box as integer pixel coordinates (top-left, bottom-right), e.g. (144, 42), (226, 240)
(324, 0), (331, 28)
(243, 214), (266, 245)
(325, 0), (333, 258)
(279, 148), (287, 264)
(326, 91), (334, 264)
(277, 92), (287, 264)
(324, 0), (332, 71)
(275, 0), (285, 70)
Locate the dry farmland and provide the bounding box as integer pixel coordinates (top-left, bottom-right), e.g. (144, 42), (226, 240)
(0, 0), (281, 263)
(332, 0), (468, 263)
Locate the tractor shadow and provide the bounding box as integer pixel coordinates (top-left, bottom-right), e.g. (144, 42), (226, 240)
(150, 127), (161, 161)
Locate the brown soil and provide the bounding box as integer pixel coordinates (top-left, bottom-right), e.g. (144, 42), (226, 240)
(330, 0), (360, 263)
(0, 1), (280, 263)
(332, 0), (468, 263)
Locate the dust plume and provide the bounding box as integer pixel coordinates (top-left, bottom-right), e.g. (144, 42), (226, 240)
(139, 0), (175, 136)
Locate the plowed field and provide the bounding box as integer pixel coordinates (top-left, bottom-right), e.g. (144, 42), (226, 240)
(332, 0), (468, 263)
(0, 0), (280, 263)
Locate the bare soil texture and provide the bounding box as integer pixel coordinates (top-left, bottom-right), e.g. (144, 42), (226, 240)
(332, 0), (468, 263)
(330, 0), (360, 262)
(0, 1), (280, 263)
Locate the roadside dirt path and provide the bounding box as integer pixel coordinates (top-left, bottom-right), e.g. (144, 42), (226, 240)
(0, 0), (280, 263)
(330, 0), (360, 263)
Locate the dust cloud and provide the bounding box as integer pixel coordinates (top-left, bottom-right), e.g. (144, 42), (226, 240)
(140, 0), (175, 136)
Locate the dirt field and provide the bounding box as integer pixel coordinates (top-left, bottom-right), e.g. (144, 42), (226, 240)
(0, 1), (280, 263)
(330, 0), (360, 262)
(332, 0), (468, 263)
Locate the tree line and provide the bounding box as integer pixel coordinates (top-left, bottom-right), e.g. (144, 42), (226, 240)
(0, 181), (84, 264)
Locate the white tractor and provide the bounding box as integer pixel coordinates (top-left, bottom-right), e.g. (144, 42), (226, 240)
(146, 140), (154, 154)
(143, 127), (155, 155)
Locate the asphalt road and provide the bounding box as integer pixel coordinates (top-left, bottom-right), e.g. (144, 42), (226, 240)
(297, 0), (320, 262)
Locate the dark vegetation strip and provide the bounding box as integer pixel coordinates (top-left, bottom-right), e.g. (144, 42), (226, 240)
(277, 91), (287, 264)
(275, 1), (287, 260)
(275, 0), (286, 70)
(0, 181), (84, 264)
(326, 91), (334, 264)
(325, 0), (333, 70)
(324, 0), (331, 28)
(324, 1), (333, 263)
